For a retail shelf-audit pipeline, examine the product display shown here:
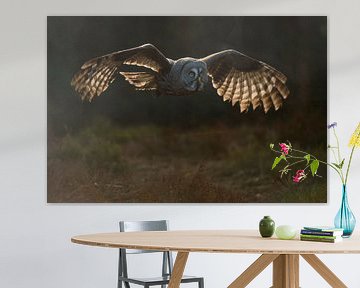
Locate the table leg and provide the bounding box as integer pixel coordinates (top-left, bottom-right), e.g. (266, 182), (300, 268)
(272, 254), (299, 288)
(168, 252), (189, 288)
(301, 254), (347, 288)
(288, 255), (299, 288)
(229, 253), (348, 288)
(228, 254), (279, 288)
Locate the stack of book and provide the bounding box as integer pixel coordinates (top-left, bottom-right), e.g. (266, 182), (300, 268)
(300, 226), (344, 243)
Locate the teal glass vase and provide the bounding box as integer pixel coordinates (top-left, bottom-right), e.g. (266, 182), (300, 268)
(334, 185), (356, 237)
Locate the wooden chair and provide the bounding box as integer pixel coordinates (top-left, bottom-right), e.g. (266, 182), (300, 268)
(118, 220), (204, 288)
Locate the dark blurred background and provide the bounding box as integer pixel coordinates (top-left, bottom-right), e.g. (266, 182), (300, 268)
(47, 16), (327, 203)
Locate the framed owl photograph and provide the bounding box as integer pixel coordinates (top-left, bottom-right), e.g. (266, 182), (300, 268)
(47, 16), (327, 203)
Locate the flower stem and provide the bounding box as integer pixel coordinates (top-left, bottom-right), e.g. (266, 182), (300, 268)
(271, 147), (344, 182)
(344, 128), (360, 185)
(286, 159), (306, 168)
(330, 147), (339, 164)
(290, 148), (308, 155)
(345, 145), (356, 185)
(332, 127), (346, 182)
(290, 147), (345, 182)
(333, 127), (343, 163)
(317, 159), (344, 183)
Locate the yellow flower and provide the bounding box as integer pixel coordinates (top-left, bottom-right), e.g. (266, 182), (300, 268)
(349, 122), (360, 147)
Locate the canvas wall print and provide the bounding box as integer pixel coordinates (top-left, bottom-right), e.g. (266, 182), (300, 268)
(47, 16), (327, 203)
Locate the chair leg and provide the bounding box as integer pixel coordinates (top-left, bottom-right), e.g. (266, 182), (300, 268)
(118, 249), (122, 288)
(199, 278), (204, 288)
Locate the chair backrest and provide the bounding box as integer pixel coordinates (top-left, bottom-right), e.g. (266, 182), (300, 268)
(119, 220), (169, 254)
(118, 220), (174, 282)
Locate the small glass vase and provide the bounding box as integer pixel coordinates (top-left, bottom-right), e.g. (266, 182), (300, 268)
(334, 185), (356, 237)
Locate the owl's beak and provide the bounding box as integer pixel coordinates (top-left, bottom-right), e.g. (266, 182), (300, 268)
(197, 77), (204, 91)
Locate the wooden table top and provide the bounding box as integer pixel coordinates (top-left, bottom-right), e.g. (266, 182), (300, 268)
(71, 230), (360, 254)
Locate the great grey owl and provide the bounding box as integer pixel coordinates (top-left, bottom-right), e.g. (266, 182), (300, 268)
(71, 43), (289, 113)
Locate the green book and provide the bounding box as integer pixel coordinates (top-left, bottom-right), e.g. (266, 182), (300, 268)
(300, 234), (340, 240)
(300, 236), (342, 243)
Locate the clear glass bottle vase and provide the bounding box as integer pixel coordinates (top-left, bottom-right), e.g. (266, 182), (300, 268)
(334, 185), (356, 237)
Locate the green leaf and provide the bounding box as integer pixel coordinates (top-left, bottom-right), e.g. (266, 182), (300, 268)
(271, 156), (282, 170)
(332, 162), (341, 169)
(269, 143), (274, 149)
(339, 158), (345, 169)
(332, 159), (345, 169)
(304, 154), (311, 164)
(310, 159), (320, 176)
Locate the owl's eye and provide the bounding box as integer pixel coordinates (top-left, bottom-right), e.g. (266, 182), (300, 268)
(188, 71), (196, 78)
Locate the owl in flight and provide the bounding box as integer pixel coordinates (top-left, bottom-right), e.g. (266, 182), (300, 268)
(71, 44), (289, 113)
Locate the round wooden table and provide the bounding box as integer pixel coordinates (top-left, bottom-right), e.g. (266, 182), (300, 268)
(72, 230), (360, 288)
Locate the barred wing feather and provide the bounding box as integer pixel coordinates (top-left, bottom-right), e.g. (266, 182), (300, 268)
(202, 50), (289, 113)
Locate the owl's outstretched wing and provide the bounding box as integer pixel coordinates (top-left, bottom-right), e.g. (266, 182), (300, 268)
(71, 44), (172, 101)
(201, 50), (289, 113)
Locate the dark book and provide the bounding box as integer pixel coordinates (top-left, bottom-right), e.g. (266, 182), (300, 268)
(301, 229), (343, 237)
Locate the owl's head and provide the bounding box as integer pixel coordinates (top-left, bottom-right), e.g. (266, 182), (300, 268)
(178, 59), (208, 92)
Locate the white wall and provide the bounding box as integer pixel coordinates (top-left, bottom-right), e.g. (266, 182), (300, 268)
(1, 0), (360, 287)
